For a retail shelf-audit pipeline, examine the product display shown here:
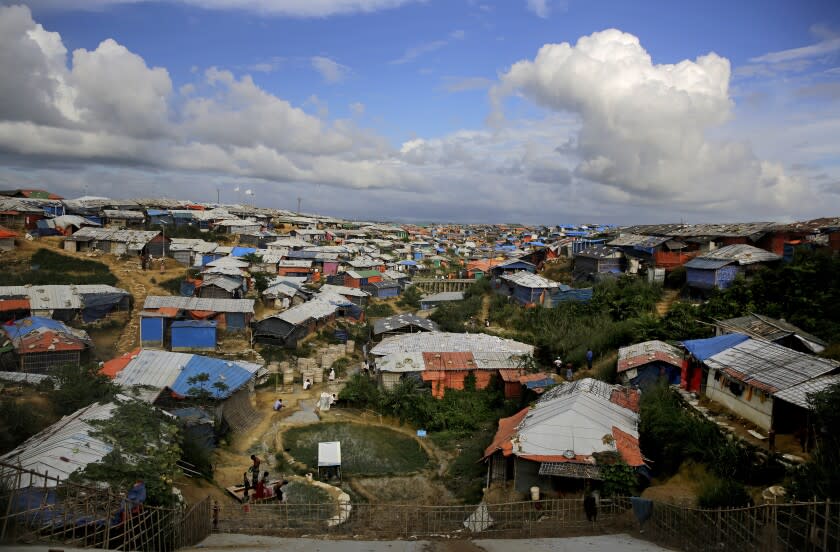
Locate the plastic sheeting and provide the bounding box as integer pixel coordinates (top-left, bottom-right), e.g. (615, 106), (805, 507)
(681, 333), (749, 361)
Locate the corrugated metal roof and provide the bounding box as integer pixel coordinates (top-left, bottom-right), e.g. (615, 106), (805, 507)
(271, 298), (338, 325)
(774, 374), (840, 409)
(0, 401), (115, 487)
(684, 257), (733, 270)
(500, 271), (564, 289)
(705, 338), (839, 395)
(717, 313), (826, 349)
(617, 340), (684, 373)
(320, 284), (370, 298)
(575, 245), (622, 259)
(67, 227), (159, 244)
(112, 349), (259, 399)
(607, 234), (670, 248)
(373, 313), (438, 335)
(205, 256), (250, 268)
(102, 209), (145, 219)
(423, 351), (475, 371)
(0, 285), (128, 312)
(143, 296), (254, 313)
(420, 291), (464, 302)
(697, 244), (781, 265)
(371, 332), (534, 356)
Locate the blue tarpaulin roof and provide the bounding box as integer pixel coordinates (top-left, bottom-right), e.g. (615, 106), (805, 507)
(524, 378), (555, 389)
(231, 247), (257, 257)
(681, 333), (750, 361)
(170, 355), (253, 399)
(3, 317), (73, 339)
(146, 209), (169, 216)
(684, 257), (733, 270)
(398, 260), (417, 266)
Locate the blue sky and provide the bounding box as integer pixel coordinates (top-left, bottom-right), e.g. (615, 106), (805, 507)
(0, 0), (839, 223)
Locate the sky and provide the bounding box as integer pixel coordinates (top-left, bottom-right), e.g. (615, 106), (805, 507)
(0, 0), (839, 225)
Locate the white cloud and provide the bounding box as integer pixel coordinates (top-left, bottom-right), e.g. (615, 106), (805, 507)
(349, 101), (365, 115)
(440, 76), (493, 92)
(311, 56), (349, 83)
(11, 0), (421, 17)
(0, 4), (418, 192)
(526, 0), (549, 18)
(490, 28), (809, 212)
(390, 29), (466, 65)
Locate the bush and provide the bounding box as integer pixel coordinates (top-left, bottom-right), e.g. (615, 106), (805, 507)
(50, 364), (117, 417)
(7, 249), (118, 286)
(398, 286), (422, 309)
(366, 302), (395, 318)
(697, 477), (751, 508)
(0, 400), (50, 454)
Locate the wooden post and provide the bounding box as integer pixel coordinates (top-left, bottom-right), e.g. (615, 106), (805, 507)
(823, 499), (829, 552)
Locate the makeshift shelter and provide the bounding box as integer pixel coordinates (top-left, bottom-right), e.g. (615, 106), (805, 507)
(1, 316), (91, 373)
(680, 333), (750, 393)
(483, 378), (643, 494)
(617, 340), (683, 388)
(715, 313), (826, 354)
(420, 291), (464, 310)
(318, 441), (342, 481)
(170, 320), (217, 352)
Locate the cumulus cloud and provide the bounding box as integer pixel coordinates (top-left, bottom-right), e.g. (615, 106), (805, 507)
(490, 29), (808, 212)
(0, 4), (419, 192)
(9, 0), (420, 17)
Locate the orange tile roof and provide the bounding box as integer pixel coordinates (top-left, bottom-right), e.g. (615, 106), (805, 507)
(101, 347), (141, 378)
(18, 330), (86, 353)
(422, 351), (475, 371)
(0, 226), (17, 239)
(0, 299), (30, 312)
(498, 369), (524, 382)
(610, 388), (641, 413)
(612, 427), (645, 466)
(483, 407), (529, 459)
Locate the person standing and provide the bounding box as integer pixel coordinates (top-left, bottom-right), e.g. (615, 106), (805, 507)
(242, 472), (251, 501)
(584, 492), (598, 523)
(586, 349), (594, 371)
(328, 367), (336, 381)
(212, 500), (219, 530)
(250, 455), (261, 488)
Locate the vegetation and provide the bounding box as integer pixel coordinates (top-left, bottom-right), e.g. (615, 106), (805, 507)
(252, 272), (271, 294)
(790, 382), (840, 499)
(398, 285), (422, 309)
(283, 422), (429, 476)
(365, 302), (395, 318)
(429, 279), (488, 332)
(599, 460), (639, 497)
(49, 364), (117, 417)
(639, 384), (782, 506)
(441, 427), (496, 503)
(74, 399), (181, 507)
(160, 275), (185, 295)
(0, 399), (51, 454)
(7, 248), (117, 286)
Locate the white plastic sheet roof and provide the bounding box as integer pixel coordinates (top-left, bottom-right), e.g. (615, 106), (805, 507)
(143, 295), (255, 313)
(515, 379), (638, 459)
(318, 441), (341, 467)
(500, 271), (563, 289)
(371, 332), (534, 356)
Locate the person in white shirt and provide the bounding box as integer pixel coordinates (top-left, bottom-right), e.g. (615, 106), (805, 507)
(303, 378), (312, 390)
(328, 368), (336, 381)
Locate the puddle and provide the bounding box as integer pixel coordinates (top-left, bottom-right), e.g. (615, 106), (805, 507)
(283, 399), (320, 424)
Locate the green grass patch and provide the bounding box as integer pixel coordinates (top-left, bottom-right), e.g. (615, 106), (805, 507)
(283, 422), (429, 476)
(7, 248), (117, 286)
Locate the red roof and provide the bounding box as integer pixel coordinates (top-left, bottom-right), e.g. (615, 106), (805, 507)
(612, 427), (645, 466)
(0, 299), (30, 312)
(498, 369), (523, 382)
(483, 407), (529, 458)
(101, 347), (141, 378)
(618, 350), (683, 373)
(17, 330), (86, 353)
(422, 351), (475, 371)
(610, 388), (641, 413)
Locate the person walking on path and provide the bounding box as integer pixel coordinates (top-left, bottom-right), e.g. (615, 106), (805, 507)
(586, 349), (594, 371)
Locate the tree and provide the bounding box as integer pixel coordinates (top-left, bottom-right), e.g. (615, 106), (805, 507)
(186, 372), (228, 404)
(252, 272), (271, 294)
(791, 382), (840, 499)
(74, 399), (181, 507)
(398, 285), (422, 309)
(51, 364), (117, 417)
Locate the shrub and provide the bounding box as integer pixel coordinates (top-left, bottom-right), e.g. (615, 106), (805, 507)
(697, 477), (751, 508)
(366, 302), (395, 318)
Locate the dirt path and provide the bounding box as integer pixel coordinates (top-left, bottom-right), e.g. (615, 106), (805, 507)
(655, 289), (680, 317)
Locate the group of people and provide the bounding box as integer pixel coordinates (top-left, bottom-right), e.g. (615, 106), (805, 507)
(553, 349), (594, 382)
(242, 454), (289, 502)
